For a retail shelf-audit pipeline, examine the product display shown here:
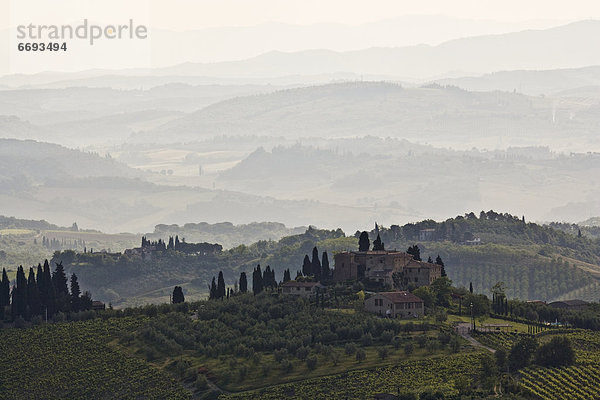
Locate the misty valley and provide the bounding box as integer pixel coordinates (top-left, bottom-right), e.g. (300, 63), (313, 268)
(3, 13), (600, 400)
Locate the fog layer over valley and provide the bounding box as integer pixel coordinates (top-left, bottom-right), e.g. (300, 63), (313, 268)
(2, 20), (600, 235)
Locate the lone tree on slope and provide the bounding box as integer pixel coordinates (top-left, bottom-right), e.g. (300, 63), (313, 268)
(172, 286), (185, 303)
(358, 231), (370, 252)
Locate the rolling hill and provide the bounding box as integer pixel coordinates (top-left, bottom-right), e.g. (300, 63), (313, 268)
(433, 66), (600, 95)
(150, 81), (600, 152)
(0, 139), (410, 233)
(142, 20), (600, 80)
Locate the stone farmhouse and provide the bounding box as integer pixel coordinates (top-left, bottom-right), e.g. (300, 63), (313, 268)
(364, 291), (424, 318)
(281, 281), (325, 298)
(333, 250), (441, 289)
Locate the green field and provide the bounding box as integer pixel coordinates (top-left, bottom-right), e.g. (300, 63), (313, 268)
(220, 352), (484, 400)
(0, 317), (190, 400)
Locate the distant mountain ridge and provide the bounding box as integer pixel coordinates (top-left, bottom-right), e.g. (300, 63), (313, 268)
(135, 20), (600, 80)
(2, 20), (600, 86)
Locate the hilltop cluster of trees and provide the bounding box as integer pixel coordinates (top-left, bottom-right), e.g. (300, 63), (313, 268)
(548, 222), (600, 240)
(300, 247), (330, 281)
(0, 260), (92, 322)
(358, 230), (385, 251)
(151, 221), (306, 249)
(503, 335), (575, 372)
(0, 215), (62, 231)
(208, 271), (227, 300)
(508, 299), (600, 330)
(206, 264), (281, 301)
(37, 236), (86, 251)
(366, 211), (599, 265)
(141, 236), (222, 255)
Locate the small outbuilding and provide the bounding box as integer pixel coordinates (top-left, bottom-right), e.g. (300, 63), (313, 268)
(281, 281), (325, 298)
(91, 301), (106, 311)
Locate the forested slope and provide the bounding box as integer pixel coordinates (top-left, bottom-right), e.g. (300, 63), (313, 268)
(50, 212), (600, 305)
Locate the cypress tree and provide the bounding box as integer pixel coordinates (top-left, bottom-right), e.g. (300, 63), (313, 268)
(372, 234), (385, 251)
(427, 256), (433, 263)
(469, 282), (473, 294)
(0, 268), (9, 319)
(209, 277), (217, 300)
(52, 262), (68, 295)
(321, 252), (330, 280)
(172, 286), (185, 303)
(407, 245), (421, 261)
(27, 267), (41, 317)
(302, 255), (312, 277)
(239, 272), (248, 293)
(52, 262), (69, 312)
(312, 247), (321, 281)
(36, 263), (43, 286)
(70, 273), (81, 312)
(11, 287), (17, 320)
(38, 263), (46, 305)
(358, 231), (370, 251)
(283, 269), (291, 282)
(13, 266), (28, 319)
(217, 271), (226, 299)
(271, 268), (275, 287)
(435, 255), (447, 277)
(253, 265), (263, 295)
(263, 266), (272, 289)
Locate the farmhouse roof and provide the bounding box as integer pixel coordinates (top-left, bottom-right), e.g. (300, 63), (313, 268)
(281, 281), (324, 288)
(350, 250), (405, 255)
(549, 299), (588, 307)
(377, 291), (423, 304)
(406, 259), (439, 268)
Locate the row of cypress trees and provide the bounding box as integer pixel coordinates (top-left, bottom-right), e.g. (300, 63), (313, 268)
(301, 247), (330, 281)
(208, 271), (227, 300)
(207, 264), (282, 300)
(0, 260), (92, 321)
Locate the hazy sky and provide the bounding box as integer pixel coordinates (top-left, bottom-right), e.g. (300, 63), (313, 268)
(3, 0), (600, 75)
(145, 0), (597, 29)
(3, 0), (600, 30)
